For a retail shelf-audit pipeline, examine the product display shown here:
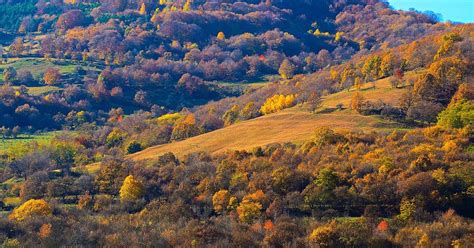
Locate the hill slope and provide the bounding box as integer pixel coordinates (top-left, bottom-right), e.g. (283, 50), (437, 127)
(321, 70), (420, 109)
(128, 76), (410, 160)
(130, 109), (404, 160)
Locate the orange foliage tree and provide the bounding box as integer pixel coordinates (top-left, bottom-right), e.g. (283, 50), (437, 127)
(44, 68), (61, 85)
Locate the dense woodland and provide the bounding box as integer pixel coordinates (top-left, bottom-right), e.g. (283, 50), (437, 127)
(0, 0), (473, 247)
(0, 0), (447, 131)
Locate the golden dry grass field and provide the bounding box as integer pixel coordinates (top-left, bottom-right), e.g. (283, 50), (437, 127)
(127, 74), (415, 161)
(129, 108), (405, 161)
(321, 71), (420, 109)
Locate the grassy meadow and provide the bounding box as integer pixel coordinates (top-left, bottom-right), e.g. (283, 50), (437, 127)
(125, 75), (412, 161)
(0, 132), (58, 152)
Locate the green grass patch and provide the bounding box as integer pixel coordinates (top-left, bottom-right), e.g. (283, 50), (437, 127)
(0, 57), (99, 82)
(73, 163), (101, 175)
(0, 132), (58, 152)
(13, 85), (62, 95)
(215, 75), (276, 88)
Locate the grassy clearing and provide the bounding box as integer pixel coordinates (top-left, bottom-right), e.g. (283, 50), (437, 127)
(13, 85), (62, 95)
(320, 71), (422, 109)
(0, 132), (57, 151)
(0, 57), (99, 81)
(73, 163), (101, 175)
(216, 75), (278, 89)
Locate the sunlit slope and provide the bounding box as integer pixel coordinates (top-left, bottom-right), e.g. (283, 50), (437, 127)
(128, 75), (412, 160)
(321, 71), (418, 109)
(129, 109), (404, 160)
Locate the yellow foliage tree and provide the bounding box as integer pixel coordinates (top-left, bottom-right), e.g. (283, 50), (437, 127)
(212, 190), (231, 214)
(427, 56), (464, 83)
(139, 3), (146, 15)
(351, 92), (365, 113)
(308, 222), (338, 247)
(171, 114), (200, 140)
(330, 68), (338, 81)
(106, 128), (127, 147)
(9, 199), (52, 222)
(10, 38), (24, 56)
(362, 55), (381, 82)
(434, 33), (462, 60)
(217, 31), (225, 40)
(379, 52), (394, 78)
(2, 239), (21, 248)
(82, 52), (88, 62)
(260, 94), (297, 115)
(151, 9), (160, 22)
(78, 193), (93, 210)
(119, 175), (145, 202)
(240, 101), (257, 120)
(158, 112), (183, 124)
(222, 105), (240, 126)
(64, 0), (77, 4)
(335, 32), (344, 42)
(237, 200), (262, 223)
(354, 77), (362, 90)
(413, 56), (465, 104)
(228, 196), (238, 211)
(183, 0), (191, 11)
(341, 64), (356, 90)
(237, 190), (266, 223)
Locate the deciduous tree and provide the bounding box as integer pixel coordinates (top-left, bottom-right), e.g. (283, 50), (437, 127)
(212, 190), (231, 214)
(9, 199), (52, 222)
(279, 59), (295, 79)
(120, 175), (145, 202)
(44, 68), (60, 85)
(3, 67), (16, 83)
(351, 92), (365, 112)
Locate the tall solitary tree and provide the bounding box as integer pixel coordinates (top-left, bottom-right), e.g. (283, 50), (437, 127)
(44, 68), (61, 85)
(139, 3), (147, 15)
(279, 59), (295, 79)
(3, 67), (17, 83)
(351, 92), (365, 113)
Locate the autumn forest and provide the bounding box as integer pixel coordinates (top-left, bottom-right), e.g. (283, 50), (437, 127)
(0, 0), (473, 247)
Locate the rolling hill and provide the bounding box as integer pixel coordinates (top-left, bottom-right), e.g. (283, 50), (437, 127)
(126, 75), (411, 161)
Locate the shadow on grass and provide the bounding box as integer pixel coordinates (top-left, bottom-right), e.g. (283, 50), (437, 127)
(315, 107), (346, 114)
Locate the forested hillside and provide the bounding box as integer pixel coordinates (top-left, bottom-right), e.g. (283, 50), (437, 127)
(0, 0), (447, 131)
(0, 0), (472, 247)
